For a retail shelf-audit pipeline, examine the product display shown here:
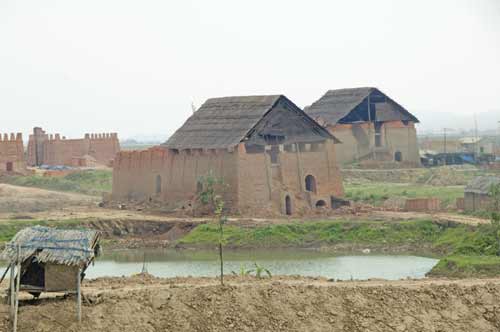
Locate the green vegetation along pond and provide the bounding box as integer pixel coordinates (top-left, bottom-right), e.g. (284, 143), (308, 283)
(0, 249), (438, 281)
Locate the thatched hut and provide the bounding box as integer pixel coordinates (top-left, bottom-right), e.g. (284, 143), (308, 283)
(1, 226), (100, 295)
(464, 176), (500, 211)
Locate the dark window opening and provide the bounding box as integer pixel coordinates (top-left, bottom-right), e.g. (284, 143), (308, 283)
(269, 145), (279, 164)
(155, 175), (162, 194)
(6, 162), (13, 172)
(196, 181), (203, 193)
(310, 143), (322, 152)
(315, 200), (327, 208)
(20, 258), (45, 289)
(305, 175), (317, 193)
(245, 144), (265, 154)
(395, 151), (402, 162)
(285, 195), (292, 215)
(261, 134), (285, 145)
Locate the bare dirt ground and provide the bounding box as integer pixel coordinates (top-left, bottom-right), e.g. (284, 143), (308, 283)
(0, 184), (98, 214)
(1, 275), (500, 332)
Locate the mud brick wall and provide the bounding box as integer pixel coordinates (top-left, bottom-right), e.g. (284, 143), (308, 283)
(404, 198), (441, 212)
(28, 127), (120, 167)
(113, 141), (344, 215)
(328, 121), (420, 166)
(0, 133), (26, 173)
(112, 147), (239, 210)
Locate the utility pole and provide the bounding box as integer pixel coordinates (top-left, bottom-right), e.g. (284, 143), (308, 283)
(497, 121), (500, 158)
(474, 113), (479, 161)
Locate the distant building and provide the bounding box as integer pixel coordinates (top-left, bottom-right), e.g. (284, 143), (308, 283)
(464, 176), (500, 211)
(27, 127), (120, 167)
(305, 87), (420, 166)
(112, 95), (345, 215)
(0, 132), (26, 173)
(459, 137), (495, 155)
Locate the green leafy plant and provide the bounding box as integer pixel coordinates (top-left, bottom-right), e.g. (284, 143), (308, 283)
(198, 171), (227, 285)
(231, 264), (252, 277)
(250, 262), (272, 279)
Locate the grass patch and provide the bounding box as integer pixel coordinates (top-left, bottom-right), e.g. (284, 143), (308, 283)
(0, 218), (84, 245)
(428, 255), (500, 278)
(1, 170), (112, 196)
(179, 219), (449, 248)
(344, 182), (464, 208)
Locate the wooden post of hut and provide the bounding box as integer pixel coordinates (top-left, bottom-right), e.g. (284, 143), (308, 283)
(0, 226), (101, 325)
(13, 244), (21, 332)
(77, 267), (82, 323)
(9, 261), (15, 321)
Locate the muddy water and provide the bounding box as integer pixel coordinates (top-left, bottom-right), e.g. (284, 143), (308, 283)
(82, 249), (439, 280)
(0, 249), (438, 280)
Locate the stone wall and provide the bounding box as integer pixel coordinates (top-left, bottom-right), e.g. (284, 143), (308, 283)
(112, 141), (345, 215)
(27, 127), (120, 167)
(0, 133), (26, 173)
(328, 121), (420, 166)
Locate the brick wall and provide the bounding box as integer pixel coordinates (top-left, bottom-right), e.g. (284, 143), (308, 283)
(0, 133), (26, 173)
(112, 146), (239, 210)
(27, 127), (120, 167)
(328, 121), (420, 166)
(404, 198), (441, 212)
(112, 140), (345, 215)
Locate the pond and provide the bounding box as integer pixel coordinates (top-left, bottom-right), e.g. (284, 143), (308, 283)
(0, 249), (438, 281)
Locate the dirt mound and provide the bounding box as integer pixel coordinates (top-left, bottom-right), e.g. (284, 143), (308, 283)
(3, 276), (500, 332)
(0, 184), (98, 213)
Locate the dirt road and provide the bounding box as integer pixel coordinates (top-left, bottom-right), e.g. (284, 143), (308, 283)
(1, 275), (500, 332)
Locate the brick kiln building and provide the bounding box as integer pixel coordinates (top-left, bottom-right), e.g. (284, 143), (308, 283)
(112, 95), (345, 215)
(305, 87), (420, 166)
(27, 127), (120, 167)
(0, 133), (26, 173)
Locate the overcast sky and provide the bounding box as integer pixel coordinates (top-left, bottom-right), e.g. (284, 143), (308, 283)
(1, 0), (499, 140)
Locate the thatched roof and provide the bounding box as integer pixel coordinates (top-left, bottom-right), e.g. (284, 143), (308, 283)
(1, 226), (100, 266)
(304, 87), (419, 125)
(163, 95), (332, 149)
(465, 176), (500, 195)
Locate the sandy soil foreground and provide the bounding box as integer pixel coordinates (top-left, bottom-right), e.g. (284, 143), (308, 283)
(1, 275), (500, 332)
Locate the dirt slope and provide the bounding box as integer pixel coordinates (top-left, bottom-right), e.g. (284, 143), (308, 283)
(0, 184), (98, 213)
(2, 276), (500, 332)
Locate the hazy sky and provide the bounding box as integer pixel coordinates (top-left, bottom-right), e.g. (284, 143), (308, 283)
(1, 0), (499, 139)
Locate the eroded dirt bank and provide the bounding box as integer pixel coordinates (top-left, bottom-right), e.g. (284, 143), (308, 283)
(2, 276), (500, 332)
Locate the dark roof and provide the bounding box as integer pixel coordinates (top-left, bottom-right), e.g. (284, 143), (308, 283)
(465, 176), (500, 195)
(304, 87), (419, 125)
(1, 226), (100, 266)
(163, 95), (334, 149)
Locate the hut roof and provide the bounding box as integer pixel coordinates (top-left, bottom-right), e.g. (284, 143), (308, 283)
(163, 95), (332, 149)
(1, 226), (100, 266)
(304, 87), (419, 125)
(465, 176), (500, 195)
